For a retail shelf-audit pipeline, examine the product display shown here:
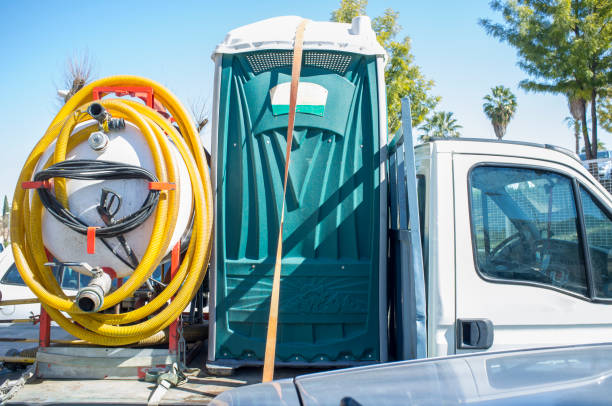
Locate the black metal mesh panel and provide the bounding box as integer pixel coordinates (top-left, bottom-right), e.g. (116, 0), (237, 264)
(245, 51), (353, 74)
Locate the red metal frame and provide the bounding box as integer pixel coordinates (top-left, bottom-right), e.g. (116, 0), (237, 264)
(39, 250), (54, 348)
(37, 85), (179, 356)
(38, 307), (51, 348)
(168, 243), (180, 355)
(92, 86), (155, 108)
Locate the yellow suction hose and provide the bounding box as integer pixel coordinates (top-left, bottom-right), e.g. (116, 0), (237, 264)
(10, 76), (213, 345)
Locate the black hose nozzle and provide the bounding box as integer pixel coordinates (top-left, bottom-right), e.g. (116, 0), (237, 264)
(87, 102), (109, 124)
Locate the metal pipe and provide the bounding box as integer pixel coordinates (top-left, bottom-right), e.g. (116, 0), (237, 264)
(0, 296), (75, 306)
(0, 338), (87, 345)
(0, 356), (35, 364)
(0, 298), (40, 306)
(0, 319), (37, 324)
(75, 271), (111, 313)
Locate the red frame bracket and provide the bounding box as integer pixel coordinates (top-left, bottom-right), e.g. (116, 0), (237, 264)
(87, 227), (99, 254)
(148, 182), (176, 191)
(169, 243), (180, 355)
(22, 180), (53, 190)
(92, 86), (155, 108)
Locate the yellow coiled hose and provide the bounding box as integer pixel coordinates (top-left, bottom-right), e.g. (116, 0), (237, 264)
(10, 76), (213, 345)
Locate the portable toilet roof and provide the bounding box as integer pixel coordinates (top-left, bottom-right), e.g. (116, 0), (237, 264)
(213, 15), (386, 58)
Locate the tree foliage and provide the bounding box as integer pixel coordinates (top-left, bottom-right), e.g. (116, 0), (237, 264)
(331, 0), (440, 135)
(419, 111), (462, 141)
(480, 0), (612, 159)
(1, 196), (8, 247)
(599, 93), (612, 133)
(564, 116), (582, 153)
(483, 85), (518, 140)
(581, 141), (605, 153)
(331, 0), (367, 23)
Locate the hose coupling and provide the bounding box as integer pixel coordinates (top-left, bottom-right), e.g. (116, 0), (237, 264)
(87, 103), (125, 132)
(87, 102), (110, 124)
(75, 269), (112, 313)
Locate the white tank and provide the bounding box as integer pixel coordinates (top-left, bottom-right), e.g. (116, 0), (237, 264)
(36, 120), (193, 278)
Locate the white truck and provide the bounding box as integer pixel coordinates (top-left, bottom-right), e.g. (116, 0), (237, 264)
(405, 136), (612, 358)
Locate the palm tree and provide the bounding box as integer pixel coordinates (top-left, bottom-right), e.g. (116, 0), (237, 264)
(566, 93), (588, 154)
(483, 86), (517, 140)
(581, 141), (605, 154)
(419, 111), (462, 142)
(564, 116), (581, 154)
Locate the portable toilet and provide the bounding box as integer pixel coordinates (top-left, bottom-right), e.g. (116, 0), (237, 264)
(208, 16), (388, 368)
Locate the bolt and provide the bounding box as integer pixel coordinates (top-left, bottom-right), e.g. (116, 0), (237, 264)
(88, 131), (109, 151)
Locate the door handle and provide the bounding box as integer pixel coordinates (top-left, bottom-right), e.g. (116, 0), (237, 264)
(456, 318), (494, 350)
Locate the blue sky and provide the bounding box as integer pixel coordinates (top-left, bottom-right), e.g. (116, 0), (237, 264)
(0, 1), (601, 201)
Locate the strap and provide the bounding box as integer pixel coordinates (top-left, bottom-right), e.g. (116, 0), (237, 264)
(148, 182), (176, 191)
(87, 226), (99, 254)
(21, 180), (53, 190)
(262, 19), (308, 383)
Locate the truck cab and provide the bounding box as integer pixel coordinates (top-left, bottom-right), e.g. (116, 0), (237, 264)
(416, 139), (612, 357)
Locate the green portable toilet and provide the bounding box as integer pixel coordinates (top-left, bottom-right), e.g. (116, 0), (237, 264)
(208, 15), (389, 368)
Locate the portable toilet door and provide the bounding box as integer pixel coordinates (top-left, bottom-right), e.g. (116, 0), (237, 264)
(208, 15), (389, 368)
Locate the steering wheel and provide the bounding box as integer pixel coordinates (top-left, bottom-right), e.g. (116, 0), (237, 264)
(488, 234), (555, 284)
(490, 232), (523, 258)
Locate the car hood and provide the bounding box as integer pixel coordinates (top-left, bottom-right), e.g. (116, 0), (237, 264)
(212, 343), (612, 406)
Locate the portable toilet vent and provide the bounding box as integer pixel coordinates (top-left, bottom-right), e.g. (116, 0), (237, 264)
(208, 15), (388, 368)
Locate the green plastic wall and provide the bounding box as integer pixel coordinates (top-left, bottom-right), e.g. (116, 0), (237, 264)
(214, 50), (382, 363)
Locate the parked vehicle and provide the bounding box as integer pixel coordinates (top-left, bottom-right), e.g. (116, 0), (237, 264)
(578, 150), (612, 180)
(578, 150), (612, 161)
(211, 343), (612, 406)
(0, 249), (167, 321)
(402, 138), (612, 359)
(0, 249), (87, 321)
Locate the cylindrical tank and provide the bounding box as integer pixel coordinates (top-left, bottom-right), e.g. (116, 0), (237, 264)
(36, 120), (193, 278)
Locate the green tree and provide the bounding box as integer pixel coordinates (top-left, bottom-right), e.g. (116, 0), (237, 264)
(1, 195), (8, 247)
(564, 116), (582, 153)
(331, 0), (367, 23)
(582, 141), (605, 153)
(331, 0), (440, 135)
(482, 85), (518, 140)
(598, 93), (612, 133)
(480, 0), (612, 159)
(419, 111), (462, 141)
(567, 93), (588, 153)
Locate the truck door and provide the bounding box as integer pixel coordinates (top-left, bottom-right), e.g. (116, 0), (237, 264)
(453, 153), (612, 353)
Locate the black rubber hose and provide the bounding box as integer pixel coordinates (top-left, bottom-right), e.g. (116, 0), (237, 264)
(34, 159), (159, 239)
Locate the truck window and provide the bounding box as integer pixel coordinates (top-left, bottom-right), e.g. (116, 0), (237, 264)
(61, 267), (81, 290)
(1, 264), (26, 286)
(470, 166), (587, 296)
(579, 187), (612, 299)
